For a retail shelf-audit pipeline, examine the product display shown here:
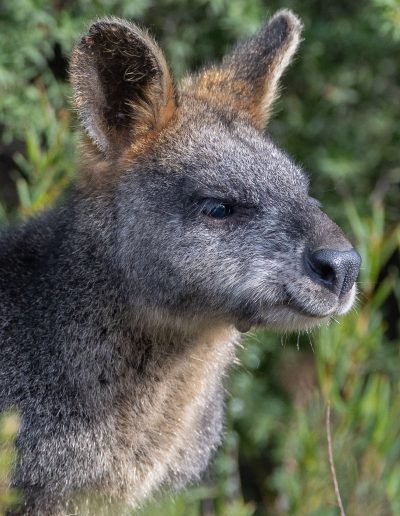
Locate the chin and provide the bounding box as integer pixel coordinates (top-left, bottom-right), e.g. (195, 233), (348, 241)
(250, 306), (331, 332)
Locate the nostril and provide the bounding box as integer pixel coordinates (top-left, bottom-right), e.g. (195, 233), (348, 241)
(305, 248), (361, 296)
(319, 264), (335, 285)
(307, 257), (335, 286)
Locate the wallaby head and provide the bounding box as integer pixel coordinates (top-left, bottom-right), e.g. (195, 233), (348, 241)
(70, 10), (360, 337)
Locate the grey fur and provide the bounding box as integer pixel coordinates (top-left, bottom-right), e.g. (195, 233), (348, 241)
(0, 10), (359, 515)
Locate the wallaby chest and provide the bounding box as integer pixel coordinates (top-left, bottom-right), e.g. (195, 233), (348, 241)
(105, 327), (237, 503)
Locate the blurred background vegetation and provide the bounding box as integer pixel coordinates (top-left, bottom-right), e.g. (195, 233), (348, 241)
(0, 0), (399, 514)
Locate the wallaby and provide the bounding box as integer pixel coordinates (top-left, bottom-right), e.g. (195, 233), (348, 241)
(0, 9), (361, 515)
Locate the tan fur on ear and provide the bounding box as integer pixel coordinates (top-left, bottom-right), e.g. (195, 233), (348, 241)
(70, 18), (177, 156)
(256, 10), (302, 127)
(184, 10), (302, 130)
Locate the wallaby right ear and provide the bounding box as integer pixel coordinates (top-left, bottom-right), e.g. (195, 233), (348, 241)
(186, 10), (302, 130)
(70, 19), (176, 156)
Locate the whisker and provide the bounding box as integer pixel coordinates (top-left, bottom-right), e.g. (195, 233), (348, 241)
(189, 355), (207, 363)
(306, 330), (314, 353)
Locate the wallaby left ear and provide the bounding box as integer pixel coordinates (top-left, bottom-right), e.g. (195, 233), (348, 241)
(70, 18), (176, 156)
(187, 10), (302, 130)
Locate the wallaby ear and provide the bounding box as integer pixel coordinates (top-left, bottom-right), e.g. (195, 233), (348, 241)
(70, 18), (176, 155)
(187, 10), (302, 130)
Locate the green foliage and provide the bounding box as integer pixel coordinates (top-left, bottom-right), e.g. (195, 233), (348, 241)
(12, 97), (76, 220)
(0, 0), (399, 514)
(0, 412), (19, 514)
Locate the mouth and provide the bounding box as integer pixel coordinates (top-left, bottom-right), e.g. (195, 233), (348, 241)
(235, 284), (357, 333)
(283, 282), (357, 318)
(284, 300), (334, 319)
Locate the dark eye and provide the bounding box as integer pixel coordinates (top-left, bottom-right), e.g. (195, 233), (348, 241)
(202, 202), (234, 219)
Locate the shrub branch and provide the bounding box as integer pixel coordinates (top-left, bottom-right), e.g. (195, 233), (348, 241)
(326, 401), (346, 516)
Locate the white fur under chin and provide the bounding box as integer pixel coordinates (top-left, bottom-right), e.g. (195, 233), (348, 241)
(336, 284), (357, 315)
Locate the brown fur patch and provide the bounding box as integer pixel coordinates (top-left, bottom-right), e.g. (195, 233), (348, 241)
(182, 68), (264, 128)
(182, 9), (302, 130)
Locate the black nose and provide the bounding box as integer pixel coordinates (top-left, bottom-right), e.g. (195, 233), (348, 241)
(306, 248), (361, 296)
